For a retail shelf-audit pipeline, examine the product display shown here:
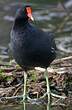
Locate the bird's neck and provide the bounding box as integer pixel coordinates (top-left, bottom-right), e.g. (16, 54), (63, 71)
(13, 18), (28, 29)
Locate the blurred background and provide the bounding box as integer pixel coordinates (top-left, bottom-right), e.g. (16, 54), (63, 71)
(0, 0), (72, 62)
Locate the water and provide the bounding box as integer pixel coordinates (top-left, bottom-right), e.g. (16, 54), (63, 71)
(0, 103), (46, 110)
(0, 0), (72, 110)
(0, 103), (71, 110)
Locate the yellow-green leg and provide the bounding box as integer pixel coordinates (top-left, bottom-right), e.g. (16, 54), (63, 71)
(23, 102), (26, 110)
(23, 71), (27, 101)
(44, 69), (51, 105)
(44, 69), (66, 105)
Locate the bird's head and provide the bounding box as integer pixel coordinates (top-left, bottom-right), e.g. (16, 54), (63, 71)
(15, 6), (34, 23)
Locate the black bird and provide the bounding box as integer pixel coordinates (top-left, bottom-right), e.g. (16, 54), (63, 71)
(10, 6), (56, 102)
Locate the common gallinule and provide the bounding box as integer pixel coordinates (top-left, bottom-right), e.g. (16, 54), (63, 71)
(10, 6), (56, 103)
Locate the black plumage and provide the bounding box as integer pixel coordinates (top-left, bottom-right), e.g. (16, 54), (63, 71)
(10, 6), (57, 102)
(10, 6), (56, 70)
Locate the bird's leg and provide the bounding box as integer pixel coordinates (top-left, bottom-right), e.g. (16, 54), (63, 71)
(40, 69), (66, 103)
(44, 69), (51, 105)
(23, 102), (26, 110)
(45, 69), (66, 100)
(23, 71), (27, 101)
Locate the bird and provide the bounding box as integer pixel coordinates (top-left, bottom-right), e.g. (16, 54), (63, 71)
(10, 5), (56, 103)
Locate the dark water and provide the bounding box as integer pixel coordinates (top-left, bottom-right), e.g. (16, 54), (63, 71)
(0, 103), (46, 110)
(0, 103), (71, 110)
(0, 0), (72, 110)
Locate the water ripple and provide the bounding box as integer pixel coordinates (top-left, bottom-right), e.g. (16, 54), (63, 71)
(3, 15), (14, 22)
(0, 46), (9, 60)
(57, 37), (72, 53)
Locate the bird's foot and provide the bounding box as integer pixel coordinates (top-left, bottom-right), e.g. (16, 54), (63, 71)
(22, 95), (27, 102)
(39, 92), (66, 100)
(39, 92), (47, 99)
(51, 92), (66, 99)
